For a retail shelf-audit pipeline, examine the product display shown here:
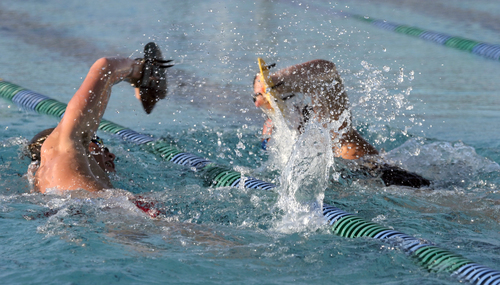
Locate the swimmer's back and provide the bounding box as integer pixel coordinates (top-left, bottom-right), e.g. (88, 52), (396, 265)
(35, 131), (112, 193)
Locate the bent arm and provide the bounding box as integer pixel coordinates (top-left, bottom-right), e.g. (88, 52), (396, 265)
(57, 57), (136, 145)
(336, 128), (379, 159)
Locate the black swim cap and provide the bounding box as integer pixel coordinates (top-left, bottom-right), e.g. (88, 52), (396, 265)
(28, 128), (55, 162)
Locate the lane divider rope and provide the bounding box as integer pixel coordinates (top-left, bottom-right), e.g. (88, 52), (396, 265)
(280, 0), (500, 61)
(323, 204), (500, 285)
(2, 79), (499, 284)
(348, 13), (500, 60)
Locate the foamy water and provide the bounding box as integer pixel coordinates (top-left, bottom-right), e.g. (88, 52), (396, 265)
(1, 0), (500, 284)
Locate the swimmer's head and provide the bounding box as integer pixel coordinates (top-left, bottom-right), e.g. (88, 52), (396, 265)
(27, 128), (116, 173)
(252, 74), (273, 110)
(254, 59), (279, 111)
(252, 74), (291, 109)
(28, 128), (55, 162)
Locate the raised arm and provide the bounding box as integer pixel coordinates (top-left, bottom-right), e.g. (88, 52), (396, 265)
(57, 57), (139, 146)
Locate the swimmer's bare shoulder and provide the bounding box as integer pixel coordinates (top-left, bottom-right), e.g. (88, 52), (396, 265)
(35, 133), (111, 193)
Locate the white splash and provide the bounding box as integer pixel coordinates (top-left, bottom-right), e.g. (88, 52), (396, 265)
(270, 118), (342, 233)
(382, 139), (500, 186)
(279, 122), (334, 206)
(264, 104), (298, 171)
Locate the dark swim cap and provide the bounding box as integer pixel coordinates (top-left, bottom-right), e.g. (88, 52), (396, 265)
(28, 128), (55, 162)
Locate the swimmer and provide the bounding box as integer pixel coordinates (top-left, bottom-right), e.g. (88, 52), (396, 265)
(27, 42), (173, 196)
(253, 59), (430, 188)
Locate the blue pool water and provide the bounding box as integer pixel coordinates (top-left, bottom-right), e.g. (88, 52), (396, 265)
(1, 0), (500, 284)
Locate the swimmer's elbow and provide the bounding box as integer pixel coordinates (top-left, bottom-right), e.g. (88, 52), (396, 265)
(90, 58), (113, 75)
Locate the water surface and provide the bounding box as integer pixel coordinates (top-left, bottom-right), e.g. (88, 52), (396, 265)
(1, 0), (500, 284)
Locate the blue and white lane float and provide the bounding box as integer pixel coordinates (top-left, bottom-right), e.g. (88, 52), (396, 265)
(351, 14), (500, 61)
(323, 204), (500, 285)
(2, 79), (500, 284)
(280, 0), (500, 61)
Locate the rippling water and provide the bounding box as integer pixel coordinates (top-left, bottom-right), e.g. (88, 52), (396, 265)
(1, 0), (500, 284)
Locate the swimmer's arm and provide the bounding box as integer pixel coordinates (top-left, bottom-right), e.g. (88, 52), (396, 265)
(262, 118), (273, 138)
(261, 118), (273, 149)
(334, 128), (379, 159)
(57, 58), (136, 143)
